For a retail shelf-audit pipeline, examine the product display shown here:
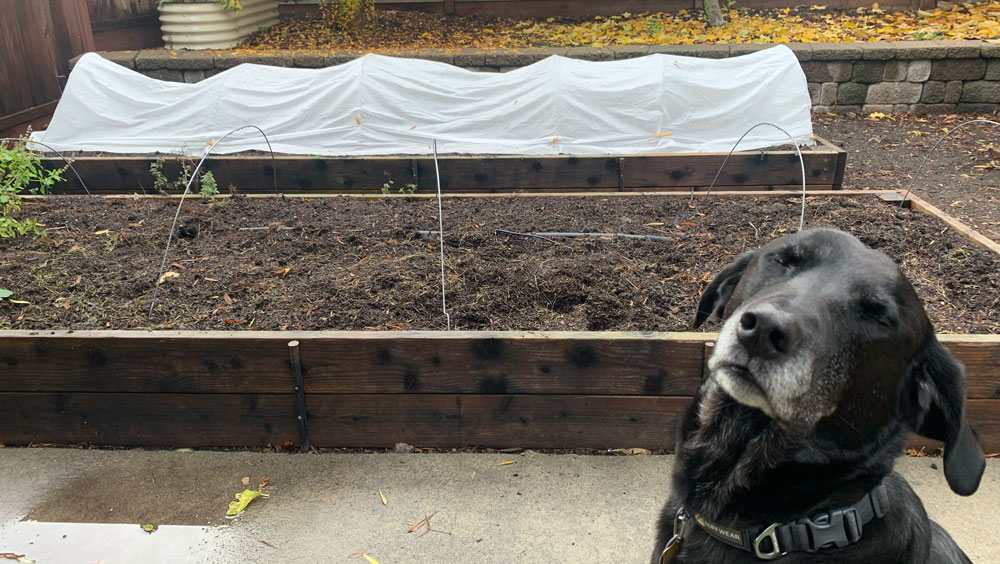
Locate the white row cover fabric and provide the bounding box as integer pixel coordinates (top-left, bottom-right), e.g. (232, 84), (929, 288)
(33, 48), (813, 156)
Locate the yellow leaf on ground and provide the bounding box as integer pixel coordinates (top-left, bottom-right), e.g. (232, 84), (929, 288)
(94, 229), (110, 235)
(226, 489), (265, 517)
(275, 267), (291, 276)
(379, 490), (387, 505)
(496, 461), (515, 466)
(364, 556), (381, 564)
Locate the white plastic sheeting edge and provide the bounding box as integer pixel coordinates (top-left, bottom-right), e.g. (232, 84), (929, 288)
(32, 48), (813, 156)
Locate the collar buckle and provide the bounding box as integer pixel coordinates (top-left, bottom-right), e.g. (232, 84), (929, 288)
(753, 523), (787, 560)
(801, 506), (861, 551)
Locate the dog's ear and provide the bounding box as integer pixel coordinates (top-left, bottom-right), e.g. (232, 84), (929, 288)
(693, 250), (755, 329)
(910, 337), (985, 496)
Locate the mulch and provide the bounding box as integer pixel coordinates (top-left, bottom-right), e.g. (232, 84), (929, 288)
(1, 194), (997, 334)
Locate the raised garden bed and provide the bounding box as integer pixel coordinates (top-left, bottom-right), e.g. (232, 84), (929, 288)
(41, 139), (846, 194)
(1, 191), (997, 450)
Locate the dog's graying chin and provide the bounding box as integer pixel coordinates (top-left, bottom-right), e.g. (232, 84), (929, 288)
(652, 227), (986, 564)
(709, 310), (846, 435)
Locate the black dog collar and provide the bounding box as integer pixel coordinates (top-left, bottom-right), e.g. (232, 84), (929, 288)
(675, 481), (889, 560)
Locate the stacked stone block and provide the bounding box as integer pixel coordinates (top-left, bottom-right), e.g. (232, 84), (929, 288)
(73, 40), (1000, 114)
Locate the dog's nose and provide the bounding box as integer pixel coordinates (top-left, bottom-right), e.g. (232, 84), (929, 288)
(737, 306), (801, 359)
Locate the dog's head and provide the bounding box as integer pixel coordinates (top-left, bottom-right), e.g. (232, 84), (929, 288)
(695, 228), (984, 495)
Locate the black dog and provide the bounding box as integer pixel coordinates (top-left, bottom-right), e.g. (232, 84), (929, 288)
(651, 228), (985, 564)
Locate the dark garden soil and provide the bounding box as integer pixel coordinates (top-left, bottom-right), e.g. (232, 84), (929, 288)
(814, 113), (1000, 243)
(1, 194), (997, 334)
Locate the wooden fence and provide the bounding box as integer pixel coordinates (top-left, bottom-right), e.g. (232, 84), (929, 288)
(0, 0), (94, 138)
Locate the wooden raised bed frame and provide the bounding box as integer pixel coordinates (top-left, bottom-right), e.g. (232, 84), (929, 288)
(1, 189), (997, 451)
(43, 137), (846, 194)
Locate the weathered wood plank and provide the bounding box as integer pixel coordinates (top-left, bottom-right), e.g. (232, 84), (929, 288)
(2, 331), (996, 397)
(0, 333), (297, 393)
(3, 392), (995, 451)
(458, 395), (687, 449)
(0, 331), (705, 395)
(299, 335), (704, 395)
(904, 193), (1000, 256)
(624, 152), (841, 189)
(306, 394), (462, 447)
(939, 336), (1000, 400)
(39, 145), (844, 194)
(0, 392), (297, 446)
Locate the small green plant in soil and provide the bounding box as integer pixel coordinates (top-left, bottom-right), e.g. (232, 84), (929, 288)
(380, 179), (418, 195)
(0, 289), (13, 302)
(200, 171), (219, 199)
(0, 136), (66, 238)
(149, 157), (220, 199)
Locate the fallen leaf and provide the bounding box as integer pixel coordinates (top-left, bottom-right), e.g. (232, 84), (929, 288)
(354, 115), (361, 125)
(141, 524), (158, 534)
(94, 229), (110, 235)
(226, 489), (266, 517)
(275, 267), (291, 276)
(611, 447), (651, 455)
(158, 271), (180, 284)
(242, 476), (250, 486)
(496, 461), (515, 466)
(551, 136), (559, 143)
(379, 490), (387, 505)
(258, 540), (276, 548)
(653, 131), (673, 137)
(348, 552), (371, 558)
(363, 556), (381, 564)
(224, 293), (233, 305)
(258, 477), (270, 489)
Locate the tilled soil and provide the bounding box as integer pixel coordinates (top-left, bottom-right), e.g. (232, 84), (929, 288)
(814, 113), (1000, 242)
(1, 195), (997, 333)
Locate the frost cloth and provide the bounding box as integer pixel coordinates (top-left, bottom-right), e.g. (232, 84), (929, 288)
(33, 47), (813, 156)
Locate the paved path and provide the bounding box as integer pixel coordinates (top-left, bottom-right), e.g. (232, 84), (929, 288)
(0, 449), (996, 564)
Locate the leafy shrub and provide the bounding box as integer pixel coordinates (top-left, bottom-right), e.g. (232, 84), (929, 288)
(0, 136), (66, 238)
(318, 0), (375, 33)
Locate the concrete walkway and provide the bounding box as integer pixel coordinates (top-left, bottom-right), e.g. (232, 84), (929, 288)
(0, 449), (996, 564)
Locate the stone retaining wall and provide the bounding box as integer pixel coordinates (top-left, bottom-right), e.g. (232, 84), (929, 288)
(78, 40), (1000, 113)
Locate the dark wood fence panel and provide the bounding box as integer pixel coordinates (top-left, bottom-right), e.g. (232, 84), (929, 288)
(0, 2), (61, 118)
(88, 0), (162, 51)
(0, 1), (94, 136)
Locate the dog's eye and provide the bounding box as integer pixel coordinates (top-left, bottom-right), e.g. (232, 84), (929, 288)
(859, 298), (890, 323)
(772, 252), (802, 268)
